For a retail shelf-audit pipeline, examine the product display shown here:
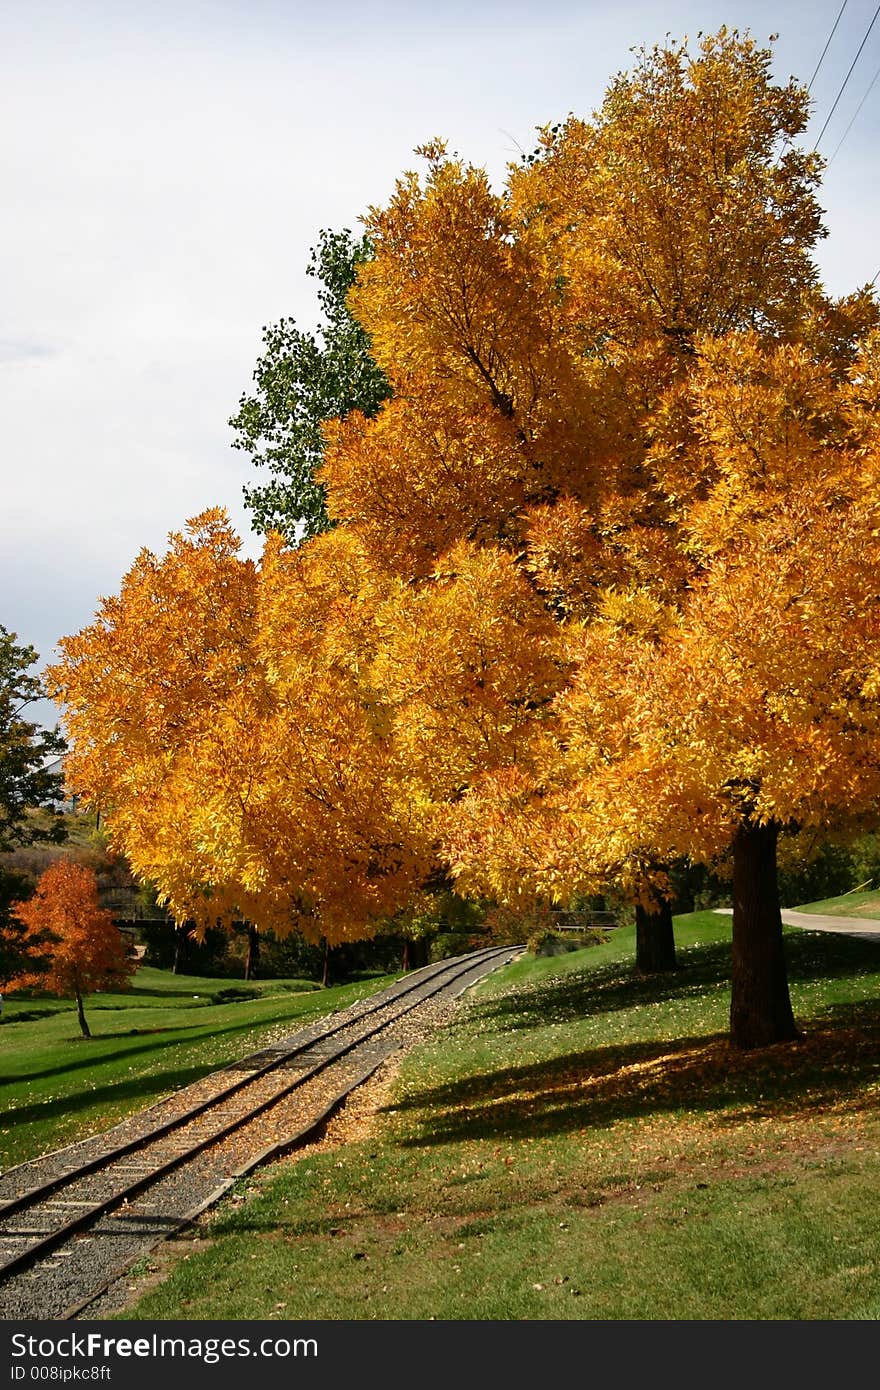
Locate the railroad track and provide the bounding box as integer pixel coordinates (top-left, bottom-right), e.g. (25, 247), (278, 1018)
(0, 944), (518, 1319)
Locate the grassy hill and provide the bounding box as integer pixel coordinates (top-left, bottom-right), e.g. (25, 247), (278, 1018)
(114, 910), (880, 1321)
(793, 889), (880, 919)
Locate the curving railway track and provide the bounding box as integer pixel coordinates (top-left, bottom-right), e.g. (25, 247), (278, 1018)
(0, 944), (519, 1320)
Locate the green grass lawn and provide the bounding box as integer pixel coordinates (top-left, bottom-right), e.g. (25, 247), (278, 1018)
(0, 966), (397, 1171)
(794, 889), (880, 919)
(117, 911), (880, 1321)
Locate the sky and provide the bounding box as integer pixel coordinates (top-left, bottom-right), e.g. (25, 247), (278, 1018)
(4, 0), (880, 729)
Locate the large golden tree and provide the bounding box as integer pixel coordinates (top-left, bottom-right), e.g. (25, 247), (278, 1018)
(444, 333), (880, 1045)
(324, 28), (876, 1007)
(50, 31), (879, 1047)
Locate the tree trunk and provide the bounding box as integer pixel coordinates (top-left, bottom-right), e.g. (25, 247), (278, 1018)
(172, 924), (186, 975)
(635, 897), (677, 973)
(730, 820), (799, 1049)
(74, 984), (91, 1039)
(402, 937), (429, 970)
(244, 924), (259, 981)
(321, 938), (330, 989)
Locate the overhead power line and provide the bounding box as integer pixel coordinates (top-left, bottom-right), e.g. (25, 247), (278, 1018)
(808, 0), (849, 90)
(827, 58), (880, 162)
(814, 0), (880, 149)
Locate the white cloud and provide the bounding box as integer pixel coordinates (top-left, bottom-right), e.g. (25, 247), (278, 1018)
(3, 0), (879, 726)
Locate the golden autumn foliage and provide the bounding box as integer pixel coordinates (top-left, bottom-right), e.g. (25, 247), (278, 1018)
(337, 147), (656, 583)
(50, 519), (420, 945)
(49, 510), (270, 937)
(623, 331), (880, 849)
(321, 393), (529, 576)
(508, 28), (825, 347)
(5, 860), (135, 1037)
(443, 332), (880, 905)
(252, 529), (433, 941)
(372, 543), (564, 802)
(334, 29), (874, 616)
(48, 31), (880, 1047)
(327, 25), (855, 923)
(49, 518), (562, 946)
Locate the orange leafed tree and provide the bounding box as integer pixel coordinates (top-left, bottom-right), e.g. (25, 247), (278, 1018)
(47, 30), (880, 1050)
(51, 518), (440, 947)
(6, 860), (135, 1037)
(47, 509), (275, 938)
(49, 518), (559, 949)
(443, 332), (880, 1046)
(324, 28), (879, 1034)
(320, 28), (869, 950)
(611, 334), (880, 1046)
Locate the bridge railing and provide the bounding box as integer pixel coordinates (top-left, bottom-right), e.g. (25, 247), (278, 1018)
(547, 910), (621, 932)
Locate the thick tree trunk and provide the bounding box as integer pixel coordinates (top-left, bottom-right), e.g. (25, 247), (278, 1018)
(635, 897), (677, 973)
(730, 820), (799, 1049)
(244, 925), (259, 981)
(74, 985), (91, 1039)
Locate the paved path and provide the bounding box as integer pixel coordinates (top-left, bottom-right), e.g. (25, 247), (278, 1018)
(714, 907), (880, 942)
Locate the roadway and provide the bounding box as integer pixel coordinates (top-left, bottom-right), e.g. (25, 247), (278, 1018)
(714, 907), (880, 942)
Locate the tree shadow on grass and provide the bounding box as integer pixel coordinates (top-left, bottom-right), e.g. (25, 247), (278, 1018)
(0, 1013), (289, 1090)
(784, 928), (880, 979)
(390, 930), (880, 1149)
(0, 1061), (233, 1136)
(394, 999), (880, 1149)
(480, 931), (880, 1035)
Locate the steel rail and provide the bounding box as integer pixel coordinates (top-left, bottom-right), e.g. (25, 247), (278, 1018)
(0, 946), (516, 1284)
(56, 1045), (397, 1321)
(0, 946), (503, 1221)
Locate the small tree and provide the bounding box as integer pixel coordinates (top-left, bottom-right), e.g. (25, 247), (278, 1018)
(5, 860), (135, 1037)
(1, 625), (69, 966)
(0, 625), (67, 853)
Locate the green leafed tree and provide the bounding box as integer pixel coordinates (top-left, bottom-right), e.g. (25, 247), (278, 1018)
(230, 228), (391, 542)
(0, 866), (33, 983)
(0, 626), (66, 854)
(0, 625), (68, 978)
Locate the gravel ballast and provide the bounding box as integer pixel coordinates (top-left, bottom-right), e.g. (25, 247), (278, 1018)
(0, 948), (518, 1320)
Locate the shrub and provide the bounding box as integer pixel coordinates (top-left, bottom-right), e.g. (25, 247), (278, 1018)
(527, 928), (607, 956)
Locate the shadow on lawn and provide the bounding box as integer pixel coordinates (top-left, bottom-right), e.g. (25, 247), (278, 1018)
(0, 1062), (230, 1135)
(395, 1005), (880, 1148)
(0, 1013), (283, 1090)
(392, 933), (880, 1147)
(481, 930), (880, 1034)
